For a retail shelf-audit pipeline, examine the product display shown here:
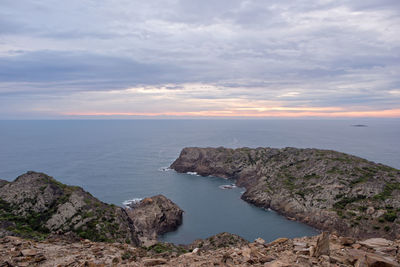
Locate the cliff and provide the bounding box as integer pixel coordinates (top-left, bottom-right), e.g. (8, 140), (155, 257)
(126, 195), (183, 246)
(171, 147), (400, 240)
(0, 171), (182, 246)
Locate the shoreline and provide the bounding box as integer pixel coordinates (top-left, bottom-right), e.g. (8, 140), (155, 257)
(170, 146), (400, 240)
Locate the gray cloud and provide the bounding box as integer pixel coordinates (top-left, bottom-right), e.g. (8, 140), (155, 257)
(0, 0), (399, 117)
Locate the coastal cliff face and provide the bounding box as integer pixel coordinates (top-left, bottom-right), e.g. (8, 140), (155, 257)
(126, 195), (183, 246)
(171, 147), (400, 240)
(0, 172), (182, 246)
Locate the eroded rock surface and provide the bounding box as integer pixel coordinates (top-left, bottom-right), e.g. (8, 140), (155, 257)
(0, 172), (139, 245)
(125, 195), (183, 245)
(0, 232), (399, 266)
(171, 147), (400, 239)
(0, 172), (183, 246)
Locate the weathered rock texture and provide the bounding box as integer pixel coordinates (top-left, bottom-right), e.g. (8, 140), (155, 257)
(188, 232), (248, 251)
(0, 172), (183, 246)
(0, 171), (139, 245)
(1, 232), (399, 266)
(171, 147), (400, 240)
(126, 195), (183, 246)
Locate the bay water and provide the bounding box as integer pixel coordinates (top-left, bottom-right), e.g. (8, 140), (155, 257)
(0, 119), (399, 244)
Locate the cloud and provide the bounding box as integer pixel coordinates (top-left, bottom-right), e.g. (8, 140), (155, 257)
(0, 0), (399, 118)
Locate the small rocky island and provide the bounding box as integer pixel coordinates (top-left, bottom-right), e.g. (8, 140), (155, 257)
(171, 147), (400, 240)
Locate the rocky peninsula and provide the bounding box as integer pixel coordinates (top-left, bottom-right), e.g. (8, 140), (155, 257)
(171, 147), (400, 240)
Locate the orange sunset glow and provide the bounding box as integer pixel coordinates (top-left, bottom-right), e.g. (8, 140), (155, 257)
(63, 108), (400, 118)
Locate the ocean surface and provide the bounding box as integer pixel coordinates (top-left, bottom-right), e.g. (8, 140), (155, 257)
(0, 119), (399, 244)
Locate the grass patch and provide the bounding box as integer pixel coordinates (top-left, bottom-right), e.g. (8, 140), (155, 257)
(383, 211), (397, 222)
(373, 183), (400, 201)
(333, 195), (366, 210)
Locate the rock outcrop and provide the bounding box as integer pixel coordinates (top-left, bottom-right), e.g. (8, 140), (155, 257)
(1, 232), (399, 266)
(0, 172), (183, 246)
(188, 232), (248, 251)
(125, 195), (183, 246)
(171, 147), (400, 240)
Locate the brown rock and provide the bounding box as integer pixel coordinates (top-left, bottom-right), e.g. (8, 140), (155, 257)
(367, 207), (375, 215)
(254, 237), (265, 245)
(17, 263), (30, 267)
(5, 236), (22, 246)
(84, 262), (105, 267)
(314, 232), (330, 257)
(339, 236), (355, 246)
(21, 249), (36, 257)
(268, 238), (289, 246)
(294, 246), (309, 255)
(141, 198), (154, 204)
(365, 254), (400, 267)
(264, 260), (291, 267)
(309, 245), (315, 257)
(126, 195), (183, 244)
(296, 255), (312, 266)
(355, 257), (368, 267)
(142, 258), (168, 266)
(359, 238), (393, 249)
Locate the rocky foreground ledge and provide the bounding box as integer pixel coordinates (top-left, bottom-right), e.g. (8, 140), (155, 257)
(0, 232), (399, 266)
(171, 147), (400, 240)
(0, 171), (183, 246)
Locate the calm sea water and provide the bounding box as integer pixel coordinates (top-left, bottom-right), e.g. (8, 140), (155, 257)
(0, 119), (399, 244)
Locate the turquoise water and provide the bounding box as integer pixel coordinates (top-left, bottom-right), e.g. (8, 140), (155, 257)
(0, 119), (399, 244)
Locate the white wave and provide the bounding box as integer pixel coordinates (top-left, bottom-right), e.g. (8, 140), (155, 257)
(219, 184), (237, 190)
(186, 171), (200, 176)
(159, 167), (171, 172)
(122, 198), (143, 208)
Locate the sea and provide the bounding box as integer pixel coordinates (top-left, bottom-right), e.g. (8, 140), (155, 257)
(0, 119), (399, 244)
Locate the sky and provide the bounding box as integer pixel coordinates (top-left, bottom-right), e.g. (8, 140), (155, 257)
(0, 0), (400, 119)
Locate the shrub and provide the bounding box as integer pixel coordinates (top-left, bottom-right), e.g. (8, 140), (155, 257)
(384, 212), (397, 222)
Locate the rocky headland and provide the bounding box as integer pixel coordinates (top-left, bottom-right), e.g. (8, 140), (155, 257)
(171, 147), (400, 240)
(1, 153), (400, 266)
(0, 171), (182, 246)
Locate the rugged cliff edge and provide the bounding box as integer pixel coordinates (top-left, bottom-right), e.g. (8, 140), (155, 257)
(126, 195), (183, 246)
(0, 171), (182, 246)
(171, 147), (400, 240)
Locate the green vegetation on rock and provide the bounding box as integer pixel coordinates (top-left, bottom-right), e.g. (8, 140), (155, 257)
(171, 146), (400, 240)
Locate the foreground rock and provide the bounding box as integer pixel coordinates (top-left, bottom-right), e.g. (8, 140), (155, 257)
(0, 232), (399, 266)
(171, 147), (400, 240)
(126, 195), (183, 246)
(0, 172), (183, 246)
(188, 232), (248, 251)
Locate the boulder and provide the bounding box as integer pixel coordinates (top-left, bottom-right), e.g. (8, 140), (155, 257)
(314, 232), (330, 257)
(125, 195), (183, 243)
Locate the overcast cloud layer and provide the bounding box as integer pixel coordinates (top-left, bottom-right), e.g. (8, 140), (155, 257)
(1, 0), (400, 118)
